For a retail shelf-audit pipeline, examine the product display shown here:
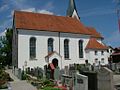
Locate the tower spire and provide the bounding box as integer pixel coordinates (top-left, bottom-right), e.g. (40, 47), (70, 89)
(67, 0), (80, 20)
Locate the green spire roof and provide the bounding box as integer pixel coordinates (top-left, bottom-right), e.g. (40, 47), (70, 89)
(67, 0), (77, 16)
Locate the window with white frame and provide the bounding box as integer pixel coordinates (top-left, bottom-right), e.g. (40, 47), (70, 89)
(101, 58), (104, 63)
(64, 39), (69, 59)
(30, 37), (36, 59)
(95, 58), (98, 63)
(79, 40), (83, 58)
(95, 51), (98, 55)
(101, 51), (104, 55)
(48, 38), (54, 53)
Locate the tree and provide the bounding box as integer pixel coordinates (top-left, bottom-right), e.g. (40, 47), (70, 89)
(0, 28), (13, 66)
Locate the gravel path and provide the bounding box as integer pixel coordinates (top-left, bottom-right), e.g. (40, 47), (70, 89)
(5, 69), (37, 90)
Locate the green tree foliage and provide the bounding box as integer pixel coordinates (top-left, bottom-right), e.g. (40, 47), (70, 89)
(0, 28), (13, 66)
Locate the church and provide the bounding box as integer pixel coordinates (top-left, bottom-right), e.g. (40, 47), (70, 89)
(12, 0), (109, 70)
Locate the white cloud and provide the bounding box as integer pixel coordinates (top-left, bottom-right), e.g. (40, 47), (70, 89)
(10, 0), (28, 9)
(42, 2), (54, 10)
(21, 8), (36, 12)
(0, 30), (6, 36)
(0, 19), (12, 32)
(0, 4), (9, 12)
(37, 10), (54, 15)
(113, 0), (120, 3)
(8, 8), (54, 18)
(20, 8), (54, 15)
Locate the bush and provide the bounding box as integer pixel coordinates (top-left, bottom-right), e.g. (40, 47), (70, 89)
(0, 82), (7, 89)
(43, 86), (61, 90)
(21, 71), (27, 80)
(43, 79), (51, 85)
(0, 70), (13, 81)
(0, 80), (6, 86)
(0, 70), (13, 89)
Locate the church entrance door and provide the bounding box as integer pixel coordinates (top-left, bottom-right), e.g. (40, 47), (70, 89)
(52, 58), (58, 68)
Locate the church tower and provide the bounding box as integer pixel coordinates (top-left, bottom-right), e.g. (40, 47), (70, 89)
(67, 0), (80, 20)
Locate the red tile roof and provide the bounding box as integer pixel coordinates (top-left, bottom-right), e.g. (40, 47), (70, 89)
(112, 52), (120, 56)
(14, 11), (92, 35)
(86, 38), (108, 50)
(45, 51), (62, 58)
(86, 27), (103, 38)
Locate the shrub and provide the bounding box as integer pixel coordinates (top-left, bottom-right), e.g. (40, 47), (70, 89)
(43, 86), (61, 90)
(0, 70), (13, 89)
(43, 79), (51, 85)
(21, 71), (27, 80)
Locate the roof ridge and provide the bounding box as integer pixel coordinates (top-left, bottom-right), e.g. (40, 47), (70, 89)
(14, 10), (77, 20)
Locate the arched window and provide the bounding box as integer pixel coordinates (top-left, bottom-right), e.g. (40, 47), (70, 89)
(79, 40), (83, 58)
(48, 38), (54, 53)
(101, 51), (104, 55)
(101, 58), (104, 63)
(64, 39), (69, 59)
(30, 37), (36, 59)
(95, 51), (98, 55)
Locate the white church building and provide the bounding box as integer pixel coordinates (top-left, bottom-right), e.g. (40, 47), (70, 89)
(12, 0), (109, 70)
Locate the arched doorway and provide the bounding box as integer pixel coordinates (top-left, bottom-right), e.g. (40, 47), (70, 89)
(52, 58), (58, 68)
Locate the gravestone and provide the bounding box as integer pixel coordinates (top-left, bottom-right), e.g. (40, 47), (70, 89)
(59, 69), (65, 80)
(97, 67), (114, 90)
(26, 67), (30, 74)
(69, 64), (76, 77)
(116, 63), (120, 72)
(64, 66), (69, 75)
(38, 67), (43, 78)
(31, 68), (34, 76)
(34, 68), (39, 77)
(46, 68), (51, 79)
(14, 68), (18, 77)
(81, 71), (97, 90)
(112, 63), (116, 71)
(18, 68), (22, 79)
(54, 66), (60, 81)
(44, 65), (47, 78)
(74, 72), (88, 90)
(61, 74), (73, 90)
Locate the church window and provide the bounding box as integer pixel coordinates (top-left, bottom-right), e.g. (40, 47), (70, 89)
(79, 40), (83, 58)
(95, 58), (98, 64)
(101, 58), (104, 63)
(30, 37), (36, 59)
(48, 38), (54, 53)
(110, 50), (112, 53)
(95, 51), (98, 55)
(64, 39), (69, 59)
(101, 51), (104, 55)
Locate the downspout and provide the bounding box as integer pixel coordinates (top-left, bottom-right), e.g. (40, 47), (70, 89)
(58, 32), (62, 69)
(58, 32), (60, 54)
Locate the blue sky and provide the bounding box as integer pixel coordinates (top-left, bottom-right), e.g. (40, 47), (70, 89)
(0, 0), (120, 47)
